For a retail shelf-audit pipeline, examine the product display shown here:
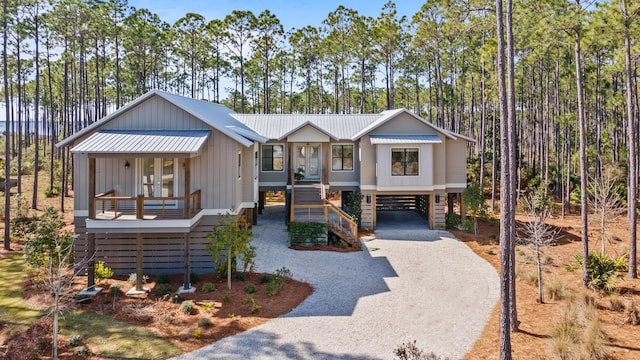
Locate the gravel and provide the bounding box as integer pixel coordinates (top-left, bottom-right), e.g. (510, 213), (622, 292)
(172, 205), (499, 360)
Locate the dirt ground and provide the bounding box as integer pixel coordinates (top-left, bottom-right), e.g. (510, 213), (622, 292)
(455, 208), (640, 360)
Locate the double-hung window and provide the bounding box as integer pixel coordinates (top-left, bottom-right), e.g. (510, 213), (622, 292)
(391, 148), (419, 176)
(262, 145), (284, 171)
(331, 144), (353, 171)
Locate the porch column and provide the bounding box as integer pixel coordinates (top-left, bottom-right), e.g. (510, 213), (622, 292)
(322, 143), (329, 185)
(182, 233), (191, 291)
(447, 193), (454, 216)
(258, 191), (265, 213)
(183, 158), (191, 219)
(253, 203), (258, 225)
(87, 158), (96, 289)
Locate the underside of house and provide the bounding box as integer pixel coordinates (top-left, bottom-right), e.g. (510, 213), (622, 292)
(57, 90), (471, 292)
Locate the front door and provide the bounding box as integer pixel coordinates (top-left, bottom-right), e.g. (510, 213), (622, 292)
(140, 158), (177, 207)
(294, 143), (321, 181)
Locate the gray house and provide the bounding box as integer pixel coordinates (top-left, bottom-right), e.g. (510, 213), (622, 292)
(59, 90), (471, 291)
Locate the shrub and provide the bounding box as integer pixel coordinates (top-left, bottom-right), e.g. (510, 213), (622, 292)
(243, 295), (254, 304)
(266, 278), (283, 297)
(575, 252), (621, 290)
(94, 261), (114, 282)
(259, 275), (272, 284)
(252, 302), (261, 313)
(544, 277), (568, 301)
(127, 273), (149, 285)
(109, 283), (123, 296)
(275, 267), (293, 280)
(609, 298), (625, 312)
(190, 272), (200, 284)
(171, 292), (183, 304)
(445, 212), (460, 229)
(516, 266), (539, 286)
(198, 317), (212, 328)
(622, 300), (639, 325)
(201, 282), (215, 293)
(191, 329), (202, 339)
(244, 284), (256, 294)
(155, 273), (170, 284)
(222, 293), (231, 304)
(234, 272), (247, 281)
(180, 300), (195, 314)
(73, 345), (90, 357)
(394, 340), (445, 360)
(287, 221), (327, 246)
(68, 334), (83, 347)
(155, 283), (173, 296)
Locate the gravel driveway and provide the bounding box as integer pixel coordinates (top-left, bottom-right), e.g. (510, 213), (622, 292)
(173, 205), (499, 360)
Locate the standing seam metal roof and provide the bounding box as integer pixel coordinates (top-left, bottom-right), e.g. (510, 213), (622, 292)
(70, 130), (211, 154)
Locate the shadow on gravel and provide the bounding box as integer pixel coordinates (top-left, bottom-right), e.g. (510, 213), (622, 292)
(177, 329), (381, 360)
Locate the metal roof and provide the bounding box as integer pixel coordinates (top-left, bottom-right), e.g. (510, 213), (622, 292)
(230, 114), (380, 140)
(58, 90), (265, 149)
(369, 134), (443, 144)
(70, 130), (210, 155)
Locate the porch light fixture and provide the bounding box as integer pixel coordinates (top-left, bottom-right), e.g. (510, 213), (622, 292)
(124, 160), (130, 170)
(435, 194), (440, 204)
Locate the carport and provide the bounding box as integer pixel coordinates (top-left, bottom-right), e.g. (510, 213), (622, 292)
(375, 194), (430, 230)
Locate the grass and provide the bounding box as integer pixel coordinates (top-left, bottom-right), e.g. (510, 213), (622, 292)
(61, 311), (180, 359)
(0, 254), (179, 359)
(0, 254), (43, 327)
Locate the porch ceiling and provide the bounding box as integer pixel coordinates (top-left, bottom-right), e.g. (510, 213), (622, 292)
(70, 130), (210, 156)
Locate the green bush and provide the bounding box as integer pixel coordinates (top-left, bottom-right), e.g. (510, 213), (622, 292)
(243, 284), (256, 294)
(155, 273), (170, 284)
(94, 261), (114, 281)
(68, 334), (83, 347)
(445, 212), (460, 229)
(155, 283), (173, 296)
(287, 221), (327, 246)
(259, 275), (272, 284)
(234, 272), (247, 281)
(202, 282), (215, 293)
(171, 292), (184, 304)
(222, 293), (231, 304)
(198, 317), (212, 328)
(109, 283), (122, 296)
(190, 272), (200, 284)
(180, 300), (195, 314)
(575, 252), (622, 290)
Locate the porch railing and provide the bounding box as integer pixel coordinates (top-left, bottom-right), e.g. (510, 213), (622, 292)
(290, 200), (359, 248)
(92, 189), (202, 220)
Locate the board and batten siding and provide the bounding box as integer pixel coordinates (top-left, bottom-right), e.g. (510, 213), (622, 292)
(258, 140), (288, 187)
(328, 140), (360, 188)
(432, 138), (446, 186)
(445, 139), (467, 188)
(359, 135), (377, 187)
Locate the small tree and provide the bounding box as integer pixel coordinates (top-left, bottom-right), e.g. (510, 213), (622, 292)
(462, 184), (487, 234)
(516, 186), (560, 304)
(24, 207), (88, 359)
(588, 166), (625, 254)
(206, 213), (253, 289)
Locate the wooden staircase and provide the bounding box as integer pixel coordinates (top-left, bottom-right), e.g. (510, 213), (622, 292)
(290, 183), (359, 248)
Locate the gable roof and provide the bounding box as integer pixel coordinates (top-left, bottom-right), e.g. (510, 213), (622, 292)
(57, 90), (266, 149)
(230, 114), (380, 140)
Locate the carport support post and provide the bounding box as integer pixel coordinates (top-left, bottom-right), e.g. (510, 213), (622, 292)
(183, 233), (191, 290)
(136, 233), (144, 291)
(459, 192), (465, 220)
(87, 157), (96, 289)
(447, 193), (454, 216)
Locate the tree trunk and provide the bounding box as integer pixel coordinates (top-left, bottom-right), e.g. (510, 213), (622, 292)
(3, 0), (11, 250)
(574, 6), (590, 288)
(622, 0), (637, 278)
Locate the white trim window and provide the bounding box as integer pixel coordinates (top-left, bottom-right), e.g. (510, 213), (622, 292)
(391, 148), (419, 176)
(261, 144), (284, 171)
(331, 144), (354, 171)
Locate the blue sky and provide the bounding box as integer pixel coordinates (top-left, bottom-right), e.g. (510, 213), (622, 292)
(127, 0), (424, 30)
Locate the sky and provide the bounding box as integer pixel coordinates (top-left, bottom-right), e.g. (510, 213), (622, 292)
(126, 0), (424, 30)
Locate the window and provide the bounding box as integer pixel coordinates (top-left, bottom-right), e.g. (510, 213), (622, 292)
(262, 145), (284, 171)
(332, 144), (353, 171)
(391, 148), (419, 176)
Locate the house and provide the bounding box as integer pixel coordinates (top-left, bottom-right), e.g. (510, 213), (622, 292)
(58, 90), (471, 292)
